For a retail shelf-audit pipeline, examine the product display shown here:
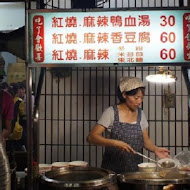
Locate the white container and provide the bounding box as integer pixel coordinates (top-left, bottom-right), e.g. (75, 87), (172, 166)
(51, 162), (70, 170)
(138, 162), (157, 172)
(157, 158), (176, 171)
(39, 164), (52, 174)
(157, 158), (177, 177)
(69, 161), (88, 167)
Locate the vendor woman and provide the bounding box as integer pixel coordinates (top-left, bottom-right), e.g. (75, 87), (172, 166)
(87, 76), (170, 173)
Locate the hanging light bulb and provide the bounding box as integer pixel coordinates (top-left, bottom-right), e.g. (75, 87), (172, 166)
(146, 66), (177, 83)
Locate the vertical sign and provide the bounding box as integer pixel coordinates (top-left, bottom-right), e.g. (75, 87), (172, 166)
(183, 13), (190, 61)
(33, 15), (44, 62)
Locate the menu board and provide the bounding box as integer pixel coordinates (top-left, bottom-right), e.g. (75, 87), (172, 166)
(28, 10), (190, 65)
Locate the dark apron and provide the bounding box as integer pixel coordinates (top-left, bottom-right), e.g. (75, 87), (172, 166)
(101, 105), (144, 173)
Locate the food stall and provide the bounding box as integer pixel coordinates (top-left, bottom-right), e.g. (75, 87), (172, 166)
(25, 0), (190, 189)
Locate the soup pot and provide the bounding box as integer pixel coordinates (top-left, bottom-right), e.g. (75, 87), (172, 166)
(39, 166), (118, 190)
(117, 172), (190, 190)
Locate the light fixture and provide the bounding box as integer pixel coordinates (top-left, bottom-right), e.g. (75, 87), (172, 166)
(146, 66), (177, 83)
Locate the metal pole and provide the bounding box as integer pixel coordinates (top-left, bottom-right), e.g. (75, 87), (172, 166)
(33, 68), (45, 170)
(181, 67), (190, 148)
(33, 0), (46, 176)
(36, 0), (45, 9)
(188, 0), (190, 8)
(179, 0), (183, 7)
(26, 67), (33, 190)
(25, 1), (33, 189)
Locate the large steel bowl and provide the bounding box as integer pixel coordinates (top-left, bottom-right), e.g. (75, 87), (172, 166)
(40, 166), (118, 189)
(117, 172), (190, 190)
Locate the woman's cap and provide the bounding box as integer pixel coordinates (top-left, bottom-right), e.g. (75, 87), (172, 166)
(119, 76), (145, 93)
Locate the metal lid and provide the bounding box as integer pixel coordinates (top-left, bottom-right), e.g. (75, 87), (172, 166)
(117, 172), (190, 185)
(40, 166), (116, 188)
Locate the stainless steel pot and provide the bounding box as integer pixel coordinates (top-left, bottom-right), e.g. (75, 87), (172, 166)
(117, 172), (190, 190)
(40, 166), (118, 190)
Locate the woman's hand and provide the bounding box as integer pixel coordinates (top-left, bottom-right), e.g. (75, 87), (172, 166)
(155, 147), (170, 159)
(113, 140), (136, 153)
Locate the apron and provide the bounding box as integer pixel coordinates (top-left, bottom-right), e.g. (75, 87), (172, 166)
(101, 105), (144, 173)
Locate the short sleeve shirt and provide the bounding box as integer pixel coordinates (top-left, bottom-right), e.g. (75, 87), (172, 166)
(2, 90), (14, 120)
(97, 106), (148, 132)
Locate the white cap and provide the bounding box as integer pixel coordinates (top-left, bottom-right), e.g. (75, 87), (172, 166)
(119, 77), (145, 93)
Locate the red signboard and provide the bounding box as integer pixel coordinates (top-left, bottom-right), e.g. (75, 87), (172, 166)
(33, 15), (44, 62)
(183, 13), (190, 61)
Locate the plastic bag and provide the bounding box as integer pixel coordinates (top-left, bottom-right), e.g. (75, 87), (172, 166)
(9, 121), (23, 140)
(174, 151), (190, 171)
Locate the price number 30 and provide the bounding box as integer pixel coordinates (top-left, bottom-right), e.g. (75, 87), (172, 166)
(160, 15), (176, 60)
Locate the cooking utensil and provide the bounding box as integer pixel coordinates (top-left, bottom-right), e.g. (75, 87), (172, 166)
(136, 152), (158, 164)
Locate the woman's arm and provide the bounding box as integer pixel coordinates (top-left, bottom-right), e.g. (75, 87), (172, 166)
(143, 128), (170, 158)
(143, 128), (157, 152)
(87, 124), (135, 153)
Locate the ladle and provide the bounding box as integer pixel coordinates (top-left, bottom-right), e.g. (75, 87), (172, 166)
(136, 152), (159, 164)
(136, 152), (177, 170)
